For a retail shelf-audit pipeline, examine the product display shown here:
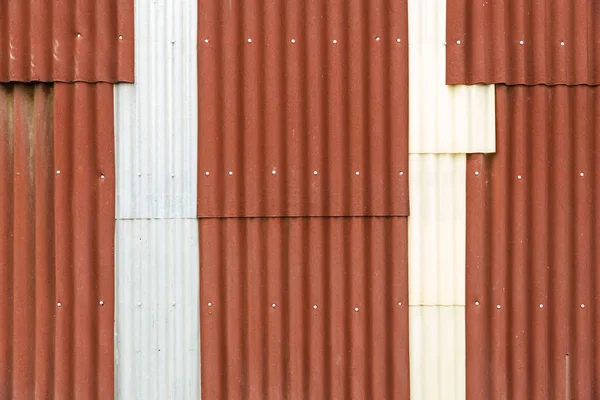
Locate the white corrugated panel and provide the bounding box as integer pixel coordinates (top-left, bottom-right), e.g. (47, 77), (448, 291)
(409, 306), (465, 400)
(114, 0), (200, 398)
(115, 219), (200, 399)
(408, 0), (495, 154)
(408, 154), (466, 400)
(408, 154), (465, 306)
(114, 0), (198, 219)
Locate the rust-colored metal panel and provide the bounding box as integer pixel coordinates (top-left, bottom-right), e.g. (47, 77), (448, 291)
(0, 83), (115, 399)
(446, 0), (600, 85)
(466, 85), (600, 399)
(197, 0), (409, 217)
(200, 217), (410, 399)
(0, 0), (134, 83)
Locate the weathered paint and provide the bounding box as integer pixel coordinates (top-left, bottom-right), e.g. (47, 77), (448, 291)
(200, 217), (410, 399)
(197, 0), (409, 217)
(466, 85), (600, 399)
(0, 0), (134, 83)
(0, 83), (115, 399)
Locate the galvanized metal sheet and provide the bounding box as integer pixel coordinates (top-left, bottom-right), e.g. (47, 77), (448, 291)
(466, 85), (600, 399)
(0, 83), (115, 399)
(409, 0), (494, 153)
(0, 0), (134, 83)
(409, 306), (465, 400)
(197, 0), (409, 217)
(115, 219), (200, 400)
(114, 0), (197, 219)
(200, 217), (410, 399)
(408, 154), (465, 306)
(446, 0), (600, 85)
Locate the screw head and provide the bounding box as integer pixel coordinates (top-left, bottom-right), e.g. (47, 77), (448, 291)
(474, 301), (480, 306)
(205, 171), (210, 176)
(313, 305), (318, 309)
(397, 38), (401, 43)
(313, 170), (318, 175)
(375, 36), (381, 41)
(291, 39), (296, 43)
(475, 171), (479, 176)
(580, 172), (584, 177)
(332, 39), (338, 44)
(456, 40), (461, 45)
(100, 174), (105, 179)
(519, 40), (524, 45)
(56, 170), (61, 175)
(271, 303), (277, 308)
(354, 307), (359, 312)
(581, 303), (585, 309)
(355, 171), (360, 176)
(271, 169), (277, 175)
(57, 302), (62, 307)
(539, 303), (544, 308)
(399, 171), (404, 176)
(228, 171), (233, 176)
(496, 304), (501, 309)
(247, 38), (252, 43)
(560, 41), (565, 46)
(137, 302), (142, 306)
(204, 39), (209, 43)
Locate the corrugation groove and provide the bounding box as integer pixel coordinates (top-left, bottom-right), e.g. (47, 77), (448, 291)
(446, 0), (600, 85)
(408, 0), (495, 153)
(0, 83), (115, 399)
(197, 0), (409, 217)
(466, 85), (600, 399)
(0, 0), (134, 83)
(200, 217), (410, 399)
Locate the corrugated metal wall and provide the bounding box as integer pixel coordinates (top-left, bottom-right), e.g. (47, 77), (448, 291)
(0, 83), (115, 399)
(407, 0), (495, 398)
(408, 0), (494, 154)
(197, 0), (409, 217)
(114, 0), (200, 398)
(466, 85), (600, 399)
(0, 0), (134, 82)
(200, 217), (410, 399)
(446, 0), (600, 85)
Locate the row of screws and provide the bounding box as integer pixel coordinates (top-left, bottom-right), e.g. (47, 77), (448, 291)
(453, 40), (566, 46)
(204, 170), (405, 176)
(474, 301), (587, 309)
(474, 171), (586, 178)
(57, 301), (104, 307)
(207, 301), (404, 309)
(203, 37), (402, 44)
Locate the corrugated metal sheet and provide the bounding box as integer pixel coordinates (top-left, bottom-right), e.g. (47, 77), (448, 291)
(200, 217), (410, 399)
(408, 0), (495, 153)
(0, 83), (115, 399)
(466, 85), (600, 399)
(409, 306), (465, 400)
(408, 154), (466, 400)
(409, 154), (465, 306)
(114, 0), (197, 219)
(115, 219), (200, 400)
(197, 0), (409, 217)
(446, 0), (600, 85)
(0, 0), (134, 83)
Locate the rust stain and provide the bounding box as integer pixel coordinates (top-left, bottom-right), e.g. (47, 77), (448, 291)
(0, 83), (115, 399)
(0, 0), (134, 83)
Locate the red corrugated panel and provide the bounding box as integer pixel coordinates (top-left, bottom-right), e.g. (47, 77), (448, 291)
(0, 0), (134, 83)
(446, 0), (600, 85)
(200, 217), (410, 399)
(198, 0), (409, 217)
(0, 83), (115, 399)
(466, 85), (600, 399)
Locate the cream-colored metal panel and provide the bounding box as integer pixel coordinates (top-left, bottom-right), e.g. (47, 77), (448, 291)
(409, 154), (465, 306)
(409, 306), (466, 400)
(408, 0), (495, 154)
